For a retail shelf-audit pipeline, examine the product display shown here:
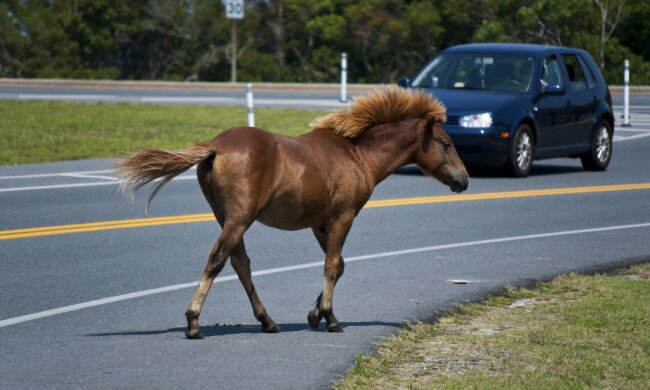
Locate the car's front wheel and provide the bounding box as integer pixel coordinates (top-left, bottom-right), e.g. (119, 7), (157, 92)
(580, 120), (612, 171)
(506, 124), (534, 177)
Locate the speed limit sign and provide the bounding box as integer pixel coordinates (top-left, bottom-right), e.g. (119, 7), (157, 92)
(225, 0), (244, 20)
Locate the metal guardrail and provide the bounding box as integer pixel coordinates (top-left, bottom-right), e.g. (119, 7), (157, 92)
(0, 78), (380, 94)
(608, 85), (650, 94)
(0, 78), (648, 94)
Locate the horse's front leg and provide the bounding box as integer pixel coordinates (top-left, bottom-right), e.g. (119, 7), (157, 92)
(308, 217), (352, 332)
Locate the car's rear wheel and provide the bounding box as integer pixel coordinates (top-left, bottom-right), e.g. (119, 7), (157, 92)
(580, 120), (612, 171)
(506, 124), (534, 177)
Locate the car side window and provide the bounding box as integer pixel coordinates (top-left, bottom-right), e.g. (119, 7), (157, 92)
(576, 54), (597, 89)
(542, 56), (565, 88)
(562, 54), (589, 91)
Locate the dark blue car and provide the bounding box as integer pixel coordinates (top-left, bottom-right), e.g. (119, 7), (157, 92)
(399, 43), (614, 176)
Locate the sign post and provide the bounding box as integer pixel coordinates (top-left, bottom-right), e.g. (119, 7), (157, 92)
(246, 83), (255, 127)
(340, 53), (348, 103)
(225, 0), (244, 83)
(623, 59), (630, 127)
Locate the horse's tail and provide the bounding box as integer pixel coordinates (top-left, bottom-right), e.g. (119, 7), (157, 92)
(116, 143), (215, 213)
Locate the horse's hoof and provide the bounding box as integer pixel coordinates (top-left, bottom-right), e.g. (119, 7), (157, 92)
(262, 322), (281, 333)
(185, 329), (204, 339)
(307, 309), (322, 329)
(326, 323), (344, 333)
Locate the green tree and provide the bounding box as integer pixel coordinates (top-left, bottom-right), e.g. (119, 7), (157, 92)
(617, 0), (650, 61)
(0, 1), (26, 76)
(1, 0), (649, 84)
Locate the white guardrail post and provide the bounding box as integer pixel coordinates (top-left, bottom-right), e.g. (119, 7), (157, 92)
(246, 83), (255, 127)
(340, 53), (348, 103)
(623, 59), (630, 127)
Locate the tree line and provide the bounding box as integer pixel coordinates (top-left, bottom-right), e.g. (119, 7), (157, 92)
(1, 0), (649, 85)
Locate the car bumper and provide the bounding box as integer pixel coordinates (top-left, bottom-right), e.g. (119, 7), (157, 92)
(443, 125), (511, 167)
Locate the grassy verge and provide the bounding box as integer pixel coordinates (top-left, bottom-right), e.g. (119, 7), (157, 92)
(0, 101), (327, 165)
(337, 263), (650, 389)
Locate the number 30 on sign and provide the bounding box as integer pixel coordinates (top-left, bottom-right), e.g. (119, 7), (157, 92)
(225, 0), (244, 20)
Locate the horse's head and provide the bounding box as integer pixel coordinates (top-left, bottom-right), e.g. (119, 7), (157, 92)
(416, 118), (469, 193)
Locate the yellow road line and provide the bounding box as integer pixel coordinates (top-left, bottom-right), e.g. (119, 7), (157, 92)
(0, 213), (212, 235)
(365, 183), (650, 208)
(0, 215), (215, 240)
(2, 183), (650, 241)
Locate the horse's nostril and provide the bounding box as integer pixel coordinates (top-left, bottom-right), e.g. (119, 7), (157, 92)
(451, 176), (469, 192)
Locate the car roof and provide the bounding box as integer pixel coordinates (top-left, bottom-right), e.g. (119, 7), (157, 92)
(443, 43), (577, 56)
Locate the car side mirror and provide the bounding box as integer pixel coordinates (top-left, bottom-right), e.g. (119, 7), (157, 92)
(543, 84), (566, 95)
(397, 77), (410, 89)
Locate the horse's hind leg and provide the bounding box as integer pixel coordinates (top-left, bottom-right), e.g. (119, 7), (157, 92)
(230, 241), (280, 333)
(308, 227), (328, 329)
(185, 222), (247, 339)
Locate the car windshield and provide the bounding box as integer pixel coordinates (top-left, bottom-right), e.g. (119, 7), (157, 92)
(411, 53), (535, 93)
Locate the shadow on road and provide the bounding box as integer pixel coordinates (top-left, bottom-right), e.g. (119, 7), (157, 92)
(86, 320), (402, 338)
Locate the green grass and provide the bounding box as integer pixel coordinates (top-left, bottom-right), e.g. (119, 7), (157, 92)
(0, 101), (327, 165)
(336, 263), (650, 389)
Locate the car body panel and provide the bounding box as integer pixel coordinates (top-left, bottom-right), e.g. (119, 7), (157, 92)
(403, 43), (614, 170)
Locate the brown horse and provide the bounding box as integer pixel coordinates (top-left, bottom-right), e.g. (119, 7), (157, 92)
(117, 86), (468, 339)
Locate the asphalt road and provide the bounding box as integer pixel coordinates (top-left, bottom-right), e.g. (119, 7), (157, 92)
(1, 105), (650, 389)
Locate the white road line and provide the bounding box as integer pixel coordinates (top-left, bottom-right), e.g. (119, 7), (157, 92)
(141, 97), (240, 104)
(0, 169), (115, 180)
(18, 94), (117, 101)
(255, 98), (348, 107)
(0, 166), (197, 180)
(0, 175), (196, 193)
(0, 181), (119, 192)
(1, 221), (649, 329)
(61, 173), (118, 181)
(141, 96), (347, 107)
(8, 93), (347, 107)
(616, 120), (650, 124)
(613, 106), (650, 109)
(615, 128), (650, 133)
(614, 132), (650, 141)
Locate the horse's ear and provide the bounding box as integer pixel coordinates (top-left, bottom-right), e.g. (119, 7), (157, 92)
(421, 117), (439, 152)
(426, 117), (441, 133)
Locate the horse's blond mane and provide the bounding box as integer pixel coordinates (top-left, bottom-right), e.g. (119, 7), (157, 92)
(309, 85), (446, 138)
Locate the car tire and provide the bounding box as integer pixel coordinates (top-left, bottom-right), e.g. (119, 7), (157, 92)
(580, 120), (612, 171)
(506, 124), (534, 177)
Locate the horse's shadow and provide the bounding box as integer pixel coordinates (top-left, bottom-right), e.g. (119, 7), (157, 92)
(87, 320), (402, 338)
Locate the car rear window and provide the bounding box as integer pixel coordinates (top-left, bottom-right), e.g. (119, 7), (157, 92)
(562, 53), (596, 91)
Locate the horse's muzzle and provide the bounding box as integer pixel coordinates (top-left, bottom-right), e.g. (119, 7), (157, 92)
(449, 174), (469, 193)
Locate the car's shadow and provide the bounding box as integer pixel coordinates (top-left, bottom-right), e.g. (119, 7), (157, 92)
(86, 320), (403, 338)
(469, 164), (584, 178)
(395, 163), (584, 178)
